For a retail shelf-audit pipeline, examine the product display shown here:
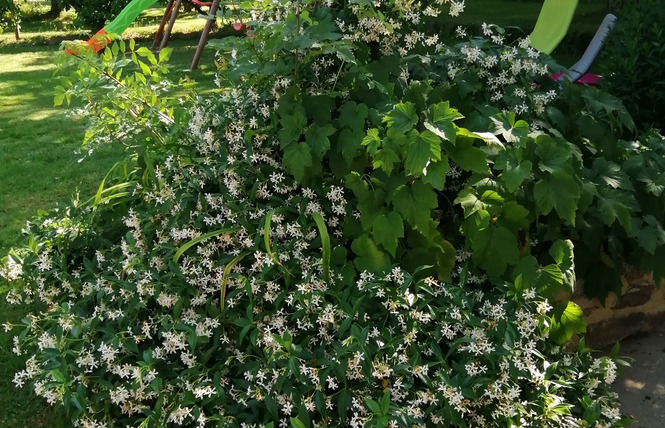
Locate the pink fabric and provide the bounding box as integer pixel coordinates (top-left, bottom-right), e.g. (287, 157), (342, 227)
(552, 72), (601, 86)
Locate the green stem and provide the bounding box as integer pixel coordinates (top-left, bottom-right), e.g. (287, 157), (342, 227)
(294, 0), (300, 84)
(331, 60), (345, 92)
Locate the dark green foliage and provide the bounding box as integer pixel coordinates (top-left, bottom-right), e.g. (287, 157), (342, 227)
(0, 0), (19, 34)
(599, 0), (665, 131)
(58, 0), (133, 31)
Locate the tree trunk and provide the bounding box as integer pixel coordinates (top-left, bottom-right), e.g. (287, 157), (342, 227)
(50, 0), (61, 18)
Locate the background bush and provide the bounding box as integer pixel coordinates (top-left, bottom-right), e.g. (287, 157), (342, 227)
(58, 0), (133, 31)
(0, 0), (20, 34)
(599, 0), (665, 132)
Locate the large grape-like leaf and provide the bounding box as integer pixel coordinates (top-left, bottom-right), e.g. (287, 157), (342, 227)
(596, 188), (638, 231)
(351, 234), (389, 273)
(405, 130), (441, 177)
(534, 171), (581, 225)
(495, 148), (532, 192)
(490, 112), (529, 143)
(471, 226), (519, 277)
(392, 181), (438, 232)
(283, 142), (313, 182)
(383, 102), (418, 133)
(422, 157), (450, 190)
(305, 123), (336, 158)
(372, 212), (405, 257)
(535, 135), (572, 173)
(549, 302), (586, 344)
(549, 239), (576, 293)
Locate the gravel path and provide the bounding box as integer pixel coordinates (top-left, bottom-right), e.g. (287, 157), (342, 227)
(611, 329), (665, 427)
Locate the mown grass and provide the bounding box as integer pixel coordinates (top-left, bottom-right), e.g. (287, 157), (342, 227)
(0, 0), (611, 426)
(1, 5), (221, 426)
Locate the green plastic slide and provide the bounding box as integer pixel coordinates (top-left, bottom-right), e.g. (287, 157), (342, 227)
(529, 0), (579, 54)
(104, 0), (159, 35)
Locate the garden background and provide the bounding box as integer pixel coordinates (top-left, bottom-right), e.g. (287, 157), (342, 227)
(1, 0), (664, 427)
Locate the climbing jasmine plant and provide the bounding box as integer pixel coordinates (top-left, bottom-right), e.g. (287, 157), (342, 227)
(0, 0), (653, 426)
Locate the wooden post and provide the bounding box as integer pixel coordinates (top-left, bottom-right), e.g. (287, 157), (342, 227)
(153, 0), (176, 50)
(190, 0), (222, 70)
(159, 0), (183, 51)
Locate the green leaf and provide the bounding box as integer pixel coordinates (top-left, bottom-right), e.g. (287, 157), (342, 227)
(303, 15), (342, 41)
(372, 148), (400, 176)
(303, 95), (335, 125)
(455, 188), (502, 218)
(499, 201), (530, 231)
(455, 188), (484, 217)
(405, 130), (441, 176)
(596, 188), (637, 231)
(362, 128), (381, 154)
(312, 212), (331, 282)
(513, 255), (539, 293)
(501, 159), (532, 192)
(365, 398), (381, 414)
(630, 215), (665, 255)
(392, 181), (438, 232)
(283, 142), (313, 182)
(535, 264), (564, 299)
(264, 211), (282, 269)
(549, 302), (586, 344)
(352, 234), (389, 273)
(337, 388), (350, 422)
(591, 158), (633, 190)
(423, 157), (450, 190)
(338, 128), (364, 166)
(137, 59), (152, 76)
(305, 123), (336, 158)
(534, 171), (581, 225)
(461, 209), (490, 239)
(136, 46), (152, 57)
(424, 101), (463, 144)
(279, 110), (307, 147)
(490, 112), (529, 143)
(50, 369), (66, 383)
(495, 149), (532, 192)
(535, 135), (572, 173)
(338, 101), (368, 133)
(173, 227), (239, 262)
(549, 240), (575, 292)
(290, 417), (307, 428)
(265, 395), (278, 419)
(372, 212), (404, 257)
(471, 226), (519, 277)
(158, 47), (173, 63)
(383, 102), (418, 133)
(448, 138), (488, 173)
(381, 390), (390, 414)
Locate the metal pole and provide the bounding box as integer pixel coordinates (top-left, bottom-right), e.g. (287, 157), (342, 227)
(159, 0), (183, 51)
(190, 0), (222, 70)
(153, 0), (176, 50)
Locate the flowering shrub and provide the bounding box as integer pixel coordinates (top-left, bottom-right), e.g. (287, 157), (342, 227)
(3, 234), (629, 427)
(2, 0), (660, 426)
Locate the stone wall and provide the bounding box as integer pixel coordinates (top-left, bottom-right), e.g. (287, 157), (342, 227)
(575, 270), (665, 348)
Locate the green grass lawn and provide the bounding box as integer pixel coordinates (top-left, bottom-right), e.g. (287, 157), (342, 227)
(0, 0), (612, 426)
(0, 39), (218, 256)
